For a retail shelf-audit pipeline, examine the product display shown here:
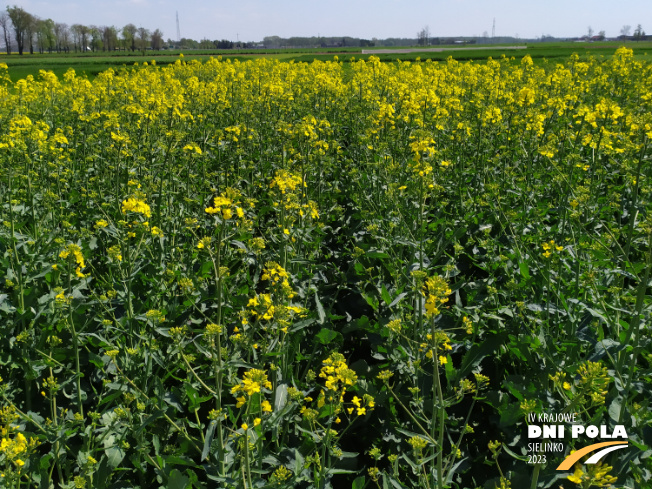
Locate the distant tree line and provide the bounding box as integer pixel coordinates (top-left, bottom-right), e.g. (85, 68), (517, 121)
(0, 5), (165, 55)
(260, 35), (481, 49)
(261, 36), (399, 49)
(170, 38), (259, 50)
(618, 24), (647, 41)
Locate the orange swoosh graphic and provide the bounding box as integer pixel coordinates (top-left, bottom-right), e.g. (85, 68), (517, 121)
(556, 441), (628, 471)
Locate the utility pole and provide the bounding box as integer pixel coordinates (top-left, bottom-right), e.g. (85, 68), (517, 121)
(492, 18), (495, 42)
(176, 11), (181, 43)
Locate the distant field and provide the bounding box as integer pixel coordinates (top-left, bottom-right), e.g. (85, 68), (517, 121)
(1, 41), (651, 80)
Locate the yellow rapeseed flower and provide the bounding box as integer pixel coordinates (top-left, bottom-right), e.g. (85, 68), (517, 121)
(121, 198), (151, 218)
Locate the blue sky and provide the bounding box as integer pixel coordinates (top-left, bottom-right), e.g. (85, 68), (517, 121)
(9, 0), (652, 41)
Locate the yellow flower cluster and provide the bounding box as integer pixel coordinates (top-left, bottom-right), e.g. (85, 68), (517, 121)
(182, 142), (202, 155)
(59, 243), (84, 267)
(268, 170), (319, 233)
(204, 188), (245, 221)
(233, 369), (272, 396)
(550, 361), (611, 407)
(0, 406), (38, 470)
(346, 394), (375, 416)
(261, 262), (296, 298)
(408, 435), (428, 452)
(59, 243), (88, 278)
(567, 460), (617, 487)
(319, 352), (358, 391)
(422, 275), (452, 317)
(0, 432), (28, 468)
(269, 170), (304, 194)
(541, 239), (563, 258)
(261, 261), (289, 285)
(576, 361), (611, 405)
(121, 197), (151, 218)
(421, 330), (454, 362)
(247, 294), (276, 321)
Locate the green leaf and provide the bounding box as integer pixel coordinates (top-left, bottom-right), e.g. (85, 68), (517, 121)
(519, 262), (530, 280)
(444, 458), (468, 483)
(363, 293), (378, 311)
(454, 333), (505, 383)
(274, 383), (288, 411)
(105, 447), (125, 469)
(202, 421), (216, 461)
(134, 409), (166, 435)
(389, 292), (408, 308)
(381, 284), (391, 306)
(328, 468), (358, 475)
(185, 384), (200, 411)
(586, 307), (608, 324)
(163, 392), (184, 412)
(168, 469), (190, 489)
(444, 356), (456, 384)
(352, 476), (366, 489)
(608, 396), (623, 422)
(39, 454), (52, 471)
(502, 444), (528, 461)
(230, 240), (247, 250)
(316, 328), (340, 345)
(385, 474), (408, 489)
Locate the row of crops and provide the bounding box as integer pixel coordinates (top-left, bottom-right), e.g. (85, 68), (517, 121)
(0, 49), (650, 488)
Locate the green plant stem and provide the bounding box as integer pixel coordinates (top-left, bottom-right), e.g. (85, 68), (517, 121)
(443, 397), (477, 475)
(431, 321), (445, 489)
(112, 360), (202, 455)
(529, 463), (541, 489)
(181, 352), (216, 395)
(416, 176), (425, 341)
(385, 383), (437, 445)
(208, 224), (227, 473)
(617, 231), (651, 422)
(243, 431), (253, 489)
(67, 269), (84, 418)
(623, 139), (648, 263)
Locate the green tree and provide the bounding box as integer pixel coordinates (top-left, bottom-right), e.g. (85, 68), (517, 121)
(151, 28), (164, 50)
(54, 22), (69, 52)
(122, 23), (137, 51)
(417, 25), (430, 46)
(70, 23), (89, 52)
(136, 26), (149, 54)
(70, 23), (81, 51)
(6, 5), (33, 55)
(36, 18), (56, 53)
(89, 25), (102, 51)
(102, 25), (118, 51)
